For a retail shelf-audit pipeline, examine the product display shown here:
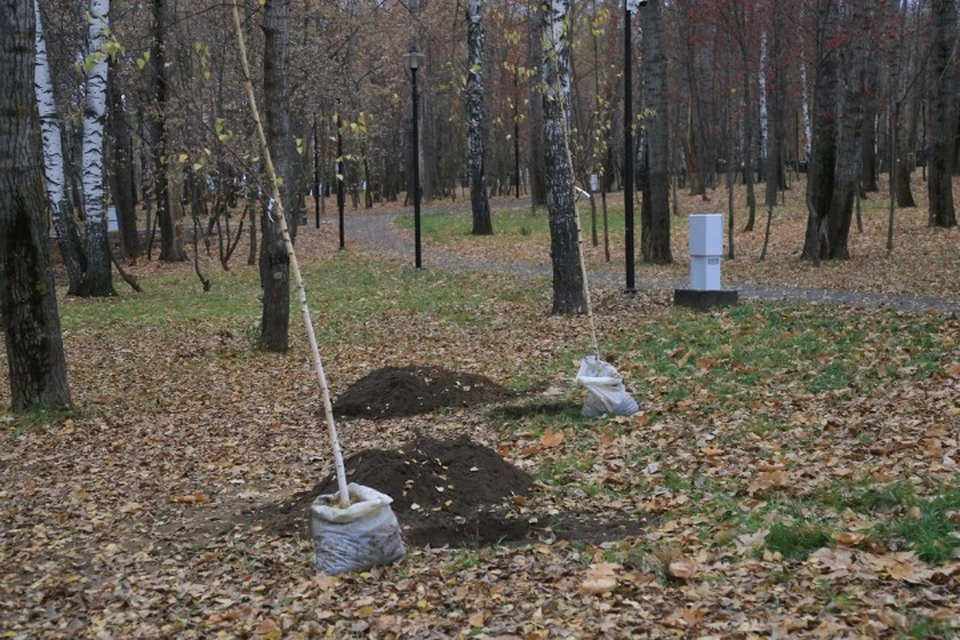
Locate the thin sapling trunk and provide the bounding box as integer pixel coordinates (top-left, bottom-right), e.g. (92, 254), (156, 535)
(231, 0), (349, 507)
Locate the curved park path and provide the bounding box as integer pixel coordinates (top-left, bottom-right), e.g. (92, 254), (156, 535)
(338, 206), (960, 315)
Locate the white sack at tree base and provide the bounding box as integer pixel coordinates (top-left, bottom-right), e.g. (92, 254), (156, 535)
(310, 483), (405, 575)
(576, 355), (639, 418)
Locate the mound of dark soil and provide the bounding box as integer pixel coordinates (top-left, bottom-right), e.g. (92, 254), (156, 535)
(252, 436), (534, 547)
(332, 366), (510, 420)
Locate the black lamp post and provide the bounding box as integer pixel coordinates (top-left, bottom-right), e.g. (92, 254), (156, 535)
(336, 100), (345, 250)
(624, 0), (646, 292)
(405, 48), (424, 269)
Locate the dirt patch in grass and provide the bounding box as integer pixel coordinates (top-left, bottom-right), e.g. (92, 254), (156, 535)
(249, 435), (649, 547)
(332, 366), (511, 420)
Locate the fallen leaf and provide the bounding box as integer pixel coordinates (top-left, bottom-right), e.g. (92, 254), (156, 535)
(540, 428), (564, 448)
(668, 560), (696, 580)
(579, 563), (620, 594)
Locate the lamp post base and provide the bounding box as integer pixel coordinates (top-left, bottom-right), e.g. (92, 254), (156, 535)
(673, 289), (739, 310)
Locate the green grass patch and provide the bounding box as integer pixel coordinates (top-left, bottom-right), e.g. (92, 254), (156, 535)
(903, 614), (956, 640)
(602, 303), (953, 414)
(825, 481), (917, 513)
(397, 203), (692, 246)
(6, 406), (76, 436)
(61, 253), (543, 341)
(765, 522), (832, 560)
(883, 488), (960, 564)
(825, 481), (960, 564)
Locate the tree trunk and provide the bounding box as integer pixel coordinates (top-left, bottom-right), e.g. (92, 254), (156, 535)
(758, 29), (770, 208)
(152, 0), (183, 262)
(421, 61), (437, 202)
(928, 0), (957, 228)
(527, 0), (547, 209)
(824, 0), (870, 260)
(466, 0), (492, 235)
(898, 0), (925, 209)
(761, 0), (785, 261)
(802, 0), (840, 263)
(541, 0), (585, 315)
(108, 54), (138, 260)
(33, 0), (84, 294)
(0, 0), (72, 412)
(740, 14), (756, 231)
(639, 0), (671, 264)
(260, 0), (297, 352)
(860, 46), (880, 193)
(78, 0), (115, 297)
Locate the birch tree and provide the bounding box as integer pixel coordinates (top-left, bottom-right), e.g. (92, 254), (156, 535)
(0, 0), (72, 412)
(79, 0), (115, 296)
(33, 0), (84, 294)
(466, 0), (492, 235)
(541, 0), (586, 315)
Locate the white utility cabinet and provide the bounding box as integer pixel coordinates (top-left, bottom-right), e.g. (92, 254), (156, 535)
(688, 213), (723, 291)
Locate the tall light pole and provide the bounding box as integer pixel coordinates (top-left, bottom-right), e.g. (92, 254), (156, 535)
(406, 48), (424, 269)
(624, 0), (646, 292)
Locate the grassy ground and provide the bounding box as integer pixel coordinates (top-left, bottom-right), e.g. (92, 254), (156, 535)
(1, 200), (959, 638)
(398, 173), (960, 299)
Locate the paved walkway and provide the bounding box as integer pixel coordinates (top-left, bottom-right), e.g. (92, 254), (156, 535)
(335, 207), (960, 315)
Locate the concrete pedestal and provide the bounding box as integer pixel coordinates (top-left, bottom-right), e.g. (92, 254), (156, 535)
(673, 288), (739, 310)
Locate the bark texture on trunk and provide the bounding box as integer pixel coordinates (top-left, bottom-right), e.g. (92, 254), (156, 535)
(740, 13), (756, 231)
(824, 0), (870, 260)
(802, 0), (840, 263)
(928, 0), (957, 228)
(260, 0), (297, 352)
(860, 48), (880, 193)
(79, 0), (115, 296)
(0, 0), (72, 412)
(33, 0), (84, 293)
(541, 0), (585, 315)
(761, 0), (785, 261)
(108, 54), (138, 260)
(466, 0), (492, 235)
(639, 0), (671, 264)
(527, 0), (546, 209)
(152, 0), (183, 262)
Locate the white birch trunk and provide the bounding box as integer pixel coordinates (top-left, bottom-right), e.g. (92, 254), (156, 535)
(80, 0), (114, 295)
(466, 0), (492, 235)
(541, 0), (586, 315)
(758, 30), (769, 162)
(799, 49), (812, 158)
(34, 0), (84, 293)
(34, 0), (63, 211)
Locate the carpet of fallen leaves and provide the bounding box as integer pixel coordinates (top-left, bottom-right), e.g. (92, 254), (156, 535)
(1, 207), (959, 639)
(411, 173), (960, 300)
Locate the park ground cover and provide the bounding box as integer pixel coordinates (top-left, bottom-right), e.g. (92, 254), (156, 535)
(398, 173), (960, 300)
(1, 205), (959, 638)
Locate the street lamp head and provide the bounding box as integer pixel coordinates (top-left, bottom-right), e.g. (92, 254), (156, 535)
(627, 0), (647, 9)
(404, 49), (424, 71)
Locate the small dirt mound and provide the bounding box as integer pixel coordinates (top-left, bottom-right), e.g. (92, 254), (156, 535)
(332, 366), (510, 420)
(252, 436), (533, 547)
